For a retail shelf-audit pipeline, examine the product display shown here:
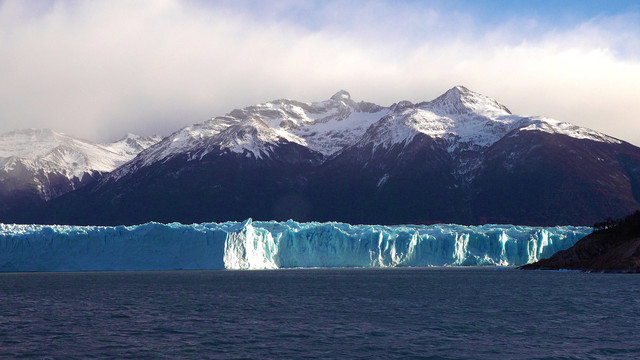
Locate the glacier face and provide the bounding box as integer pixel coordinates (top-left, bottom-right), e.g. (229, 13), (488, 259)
(0, 219), (590, 272)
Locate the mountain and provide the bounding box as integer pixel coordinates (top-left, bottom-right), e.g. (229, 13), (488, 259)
(0, 129), (161, 222)
(29, 87), (640, 225)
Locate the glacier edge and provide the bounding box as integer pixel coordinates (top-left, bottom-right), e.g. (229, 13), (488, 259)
(0, 219), (591, 272)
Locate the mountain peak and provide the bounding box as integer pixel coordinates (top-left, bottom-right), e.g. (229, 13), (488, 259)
(449, 85), (471, 95)
(330, 90), (351, 101)
(118, 133), (140, 141)
(0, 128), (64, 159)
(441, 85), (480, 103)
(428, 86), (511, 115)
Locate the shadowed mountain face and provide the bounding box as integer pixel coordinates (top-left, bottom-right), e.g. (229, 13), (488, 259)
(43, 142), (323, 225)
(470, 130), (640, 225)
(8, 87), (640, 226)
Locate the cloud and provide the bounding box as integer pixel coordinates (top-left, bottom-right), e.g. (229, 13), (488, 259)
(1, 0), (639, 145)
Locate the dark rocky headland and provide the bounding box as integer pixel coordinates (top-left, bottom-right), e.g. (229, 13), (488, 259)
(521, 211), (640, 273)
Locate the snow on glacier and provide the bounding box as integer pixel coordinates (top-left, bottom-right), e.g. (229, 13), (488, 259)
(0, 219), (590, 272)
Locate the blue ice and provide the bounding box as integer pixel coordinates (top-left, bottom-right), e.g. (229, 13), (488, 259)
(0, 219), (590, 271)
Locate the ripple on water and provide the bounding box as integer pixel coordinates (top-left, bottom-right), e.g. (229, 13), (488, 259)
(0, 268), (639, 359)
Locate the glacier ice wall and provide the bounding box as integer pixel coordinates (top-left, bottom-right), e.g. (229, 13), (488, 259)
(0, 219), (590, 272)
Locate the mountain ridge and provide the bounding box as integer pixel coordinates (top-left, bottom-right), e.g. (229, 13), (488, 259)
(103, 86), (621, 184)
(4, 86), (639, 226)
(0, 130), (161, 222)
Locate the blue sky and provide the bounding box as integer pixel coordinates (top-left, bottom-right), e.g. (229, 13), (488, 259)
(194, 0), (640, 24)
(198, 0), (640, 39)
(1, 0), (639, 144)
(439, 0), (639, 24)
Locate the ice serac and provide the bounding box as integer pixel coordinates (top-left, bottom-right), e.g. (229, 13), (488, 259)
(0, 220), (590, 272)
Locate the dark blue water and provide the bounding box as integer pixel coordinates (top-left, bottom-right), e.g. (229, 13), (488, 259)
(1, 268), (639, 359)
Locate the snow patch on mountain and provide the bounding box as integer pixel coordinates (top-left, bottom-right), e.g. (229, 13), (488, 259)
(356, 86), (619, 154)
(105, 133), (164, 156)
(109, 86), (622, 183)
(109, 91), (388, 180)
(215, 118), (307, 158)
(518, 117), (621, 144)
(221, 90), (388, 156)
(0, 129), (162, 177)
(358, 86), (523, 152)
(130, 115), (308, 167)
(425, 86), (512, 118)
(0, 129), (161, 199)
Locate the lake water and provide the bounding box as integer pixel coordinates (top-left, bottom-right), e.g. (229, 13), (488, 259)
(1, 268), (639, 359)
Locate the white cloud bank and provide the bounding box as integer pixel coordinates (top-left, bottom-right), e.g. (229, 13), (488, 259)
(1, 0), (639, 145)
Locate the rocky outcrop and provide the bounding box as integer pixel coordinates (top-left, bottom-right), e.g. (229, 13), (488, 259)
(521, 212), (640, 272)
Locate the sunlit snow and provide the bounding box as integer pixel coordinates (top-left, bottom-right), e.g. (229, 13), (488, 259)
(0, 129), (161, 179)
(106, 86), (621, 183)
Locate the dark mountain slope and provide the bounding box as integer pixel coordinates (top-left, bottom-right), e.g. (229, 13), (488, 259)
(309, 134), (466, 225)
(471, 130), (640, 225)
(521, 211), (640, 272)
(42, 142), (323, 225)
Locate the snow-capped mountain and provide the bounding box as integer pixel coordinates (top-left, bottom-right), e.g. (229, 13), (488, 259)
(22, 87), (640, 226)
(106, 90), (386, 181)
(94, 85), (624, 194)
(354, 86), (620, 155)
(107, 86), (621, 181)
(0, 129), (161, 219)
(0, 130), (161, 182)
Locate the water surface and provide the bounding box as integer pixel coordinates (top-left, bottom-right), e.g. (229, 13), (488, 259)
(1, 268), (639, 359)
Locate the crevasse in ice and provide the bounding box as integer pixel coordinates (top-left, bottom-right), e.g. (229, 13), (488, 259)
(0, 219), (590, 271)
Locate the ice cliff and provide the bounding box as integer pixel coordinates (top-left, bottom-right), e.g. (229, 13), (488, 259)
(0, 219), (590, 272)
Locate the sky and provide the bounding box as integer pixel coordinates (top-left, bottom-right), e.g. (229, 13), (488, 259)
(1, 0), (640, 144)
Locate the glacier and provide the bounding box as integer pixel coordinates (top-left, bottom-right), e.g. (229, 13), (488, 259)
(0, 219), (590, 272)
